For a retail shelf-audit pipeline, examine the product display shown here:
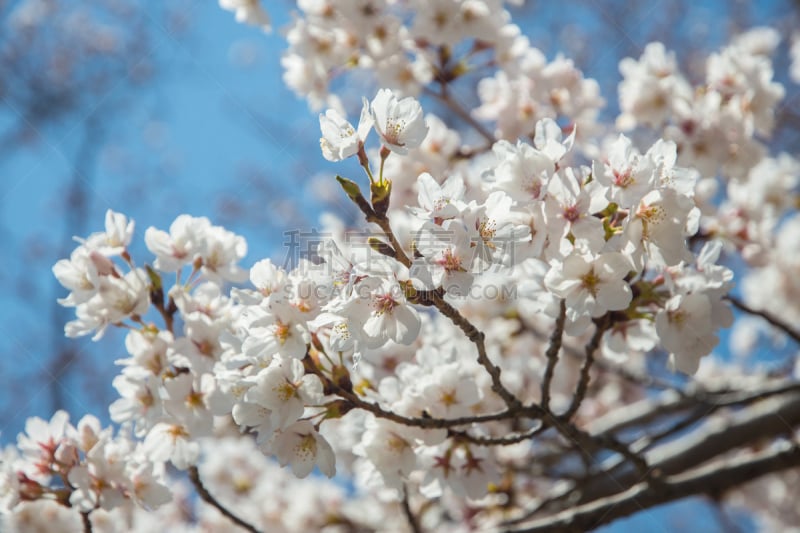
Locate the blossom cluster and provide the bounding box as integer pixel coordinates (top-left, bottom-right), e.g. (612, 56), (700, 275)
(2, 2), (799, 531)
(1, 85), (752, 530)
(280, 0), (602, 141)
(2, 435), (405, 532)
(617, 28), (800, 333)
(0, 411), (170, 518)
(322, 87), (735, 373)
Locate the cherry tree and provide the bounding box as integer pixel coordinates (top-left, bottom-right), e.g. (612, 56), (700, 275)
(2, 1), (800, 532)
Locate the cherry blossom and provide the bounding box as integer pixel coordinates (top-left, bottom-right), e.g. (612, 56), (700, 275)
(219, 0), (270, 31)
(271, 421), (336, 478)
(15, 8), (800, 532)
(319, 101), (372, 161)
(370, 88), (428, 154)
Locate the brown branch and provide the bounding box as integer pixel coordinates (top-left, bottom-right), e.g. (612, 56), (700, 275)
(449, 423), (547, 447)
(401, 485), (423, 533)
(430, 291), (523, 410)
(511, 381), (800, 525)
(188, 466), (261, 533)
(523, 318), (685, 394)
(341, 386), (536, 429)
(540, 301), (567, 411)
(81, 511), (93, 533)
(422, 85), (496, 144)
(554, 387), (800, 513)
(507, 441), (800, 532)
(344, 187), (524, 411)
(305, 352), (541, 429)
(561, 317), (607, 420)
(725, 294), (800, 345)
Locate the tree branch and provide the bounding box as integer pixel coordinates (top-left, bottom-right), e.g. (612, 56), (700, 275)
(448, 423), (547, 446)
(540, 300), (566, 412)
(555, 387), (800, 512)
(507, 441), (800, 532)
(401, 485), (423, 533)
(430, 291), (523, 410)
(561, 317), (607, 420)
(81, 511), (93, 533)
(345, 186), (524, 411)
(725, 294), (800, 345)
(188, 466), (261, 533)
(422, 85), (496, 144)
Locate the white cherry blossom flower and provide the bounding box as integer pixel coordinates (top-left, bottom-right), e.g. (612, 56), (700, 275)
(319, 100), (372, 161)
(622, 188), (695, 269)
(241, 304), (310, 361)
(219, 0), (270, 31)
(144, 214), (210, 272)
(464, 191), (530, 270)
(52, 246), (102, 306)
(64, 269), (150, 340)
(656, 293), (718, 374)
(142, 422), (199, 470)
(544, 168), (607, 253)
(244, 357), (323, 430)
(601, 319), (658, 363)
(412, 220), (475, 295)
(355, 417), (417, 492)
(533, 117), (575, 162)
(419, 363), (481, 418)
(617, 42), (691, 129)
(109, 373), (163, 436)
(545, 252), (633, 323)
(127, 461), (172, 509)
(232, 401), (275, 446)
(593, 134), (656, 206)
(199, 224), (248, 283)
(17, 410), (77, 482)
(271, 420), (336, 478)
(370, 88), (428, 154)
(483, 139), (554, 201)
(420, 441), (499, 500)
(343, 275), (421, 348)
(80, 209), (135, 256)
(408, 172), (467, 222)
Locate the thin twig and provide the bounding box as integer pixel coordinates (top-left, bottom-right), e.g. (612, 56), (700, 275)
(507, 441), (800, 532)
(540, 301), (567, 411)
(431, 292), (523, 410)
(449, 423), (548, 446)
(725, 294), (800, 344)
(304, 352), (541, 428)
(81, 511), (93, 533)
(348, 191), (523, 411)
(188, 466), (261, 533)
(523, 318), (686, 393)
(561, 317), (608, 420)
(422, 85), (496, 144)
(401, 485), (423, 533)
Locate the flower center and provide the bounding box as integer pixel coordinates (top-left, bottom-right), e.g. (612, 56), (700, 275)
(440, 389), (458, 407)
(580, 270), (601, 296)
(384, 118), (406, 145)
(527, 178), (542, 199)
(294, 434), (317, 460)
(274, 321), (291, 345)
(563, 204), (581, 223)
(613, 167), (634, 187)
(479, 218), (497, 241)
(275, 382), (297, 402)
(374, 294), (397, 315)
(437, 248), (464, 272)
